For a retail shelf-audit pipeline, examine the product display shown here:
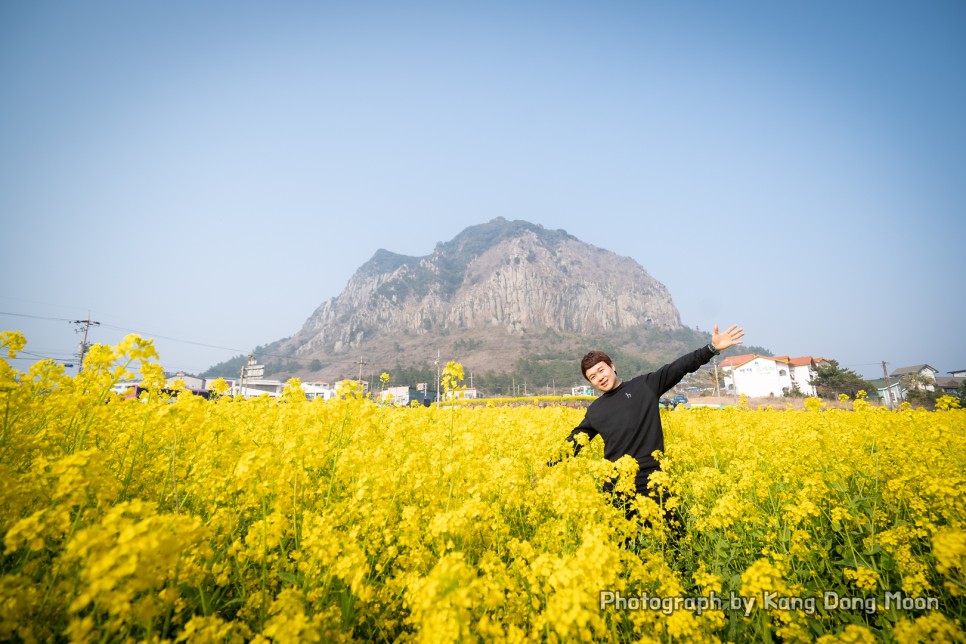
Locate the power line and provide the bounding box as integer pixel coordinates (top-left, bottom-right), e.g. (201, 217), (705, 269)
(2, 310), (257, 356)
(2, 308), (341, 369)
(97, 324), (342, 366)
(3, 308), (453, 374)
(19, 348), (76, 357)
(98, 323), (252, 355)
(9, 354), (75, 365)
(0, 311), (74, 322)
(96, 325), (358, 367)
(22, 349), (75, 359)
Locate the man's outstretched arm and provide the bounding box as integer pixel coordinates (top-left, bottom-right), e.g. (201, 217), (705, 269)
(645, 323), (745, 395)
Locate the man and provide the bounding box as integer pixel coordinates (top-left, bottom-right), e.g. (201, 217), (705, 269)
(563, 324), (745, 520)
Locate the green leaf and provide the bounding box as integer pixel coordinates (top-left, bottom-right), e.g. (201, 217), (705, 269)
(835, 556), (862, 568)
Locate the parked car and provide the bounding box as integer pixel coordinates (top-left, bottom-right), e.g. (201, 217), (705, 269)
(672, 394), (689, 406)
(659, 397), (674, 410)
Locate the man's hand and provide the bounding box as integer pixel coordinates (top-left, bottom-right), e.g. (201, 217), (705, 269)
(712, 324), (745, 351)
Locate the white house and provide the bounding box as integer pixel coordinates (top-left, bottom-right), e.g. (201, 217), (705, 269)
(442, 387), (484, 401)
(235, 379), (284, 398)
(890, 365), (939, 392)
(382, 385), (415, 405)
(939, 370), (966, 395)
(302, 382), (336, 401)
(720, 354), (825, 397)
(380, 385), (439, 406)
(166, 372), (206, 390)
(891, 364), (938, 380)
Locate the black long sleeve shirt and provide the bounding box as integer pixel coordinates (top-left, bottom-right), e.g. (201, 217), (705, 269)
(565, 345), (715, 493)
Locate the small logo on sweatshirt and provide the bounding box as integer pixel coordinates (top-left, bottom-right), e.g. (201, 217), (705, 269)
(625, 392), (632, 398)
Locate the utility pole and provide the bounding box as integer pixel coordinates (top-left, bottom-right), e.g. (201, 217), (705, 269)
(71, 318), (100, 374)
(238, 360), (244, 397)
(240, 353), (255, 398)
(882, 361), (894, 410)
(435, 350), (440, 407)
(712, 357), (721, 398)
(356, 358), (369, 394)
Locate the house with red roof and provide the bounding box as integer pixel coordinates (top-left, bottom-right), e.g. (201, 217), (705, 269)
(719, 354), (827, 397)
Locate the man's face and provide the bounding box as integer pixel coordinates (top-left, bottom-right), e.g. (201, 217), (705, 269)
(585, 361), (619, 392)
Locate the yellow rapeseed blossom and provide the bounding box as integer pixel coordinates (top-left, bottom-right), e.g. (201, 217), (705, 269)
(893, 612), (965, 643)
(933, 528), (966, 574)
(0, 332), (964, 641)
(0, 330), (27, 359)
(741, 558), (787, 600)
(816, 624), (877, 643)
(844, 567), (879, 592)
(937, 395), (961, 411)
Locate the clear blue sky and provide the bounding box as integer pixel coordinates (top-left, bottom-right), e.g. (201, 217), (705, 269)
(2, 1), (964, 381)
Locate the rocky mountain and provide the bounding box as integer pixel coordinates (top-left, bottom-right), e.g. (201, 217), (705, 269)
(258, 218), (709, 386)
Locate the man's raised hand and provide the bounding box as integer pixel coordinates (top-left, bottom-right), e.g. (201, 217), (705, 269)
(712, 324), (745, 352)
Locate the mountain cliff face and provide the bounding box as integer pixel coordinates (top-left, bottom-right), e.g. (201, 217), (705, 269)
(281, 218), (690, 379)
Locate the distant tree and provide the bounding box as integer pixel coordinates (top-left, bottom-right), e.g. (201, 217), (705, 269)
(785, 381), (806, 398)
(741, 344), (774, 357)
(957, 380), (966, 408)
(715, 343), (772, 360)
(699, 364), (727, 396)
(200, 354), (248, 378)
(374, 364), (436, 390)
(309, 359), (323, 372)
(899, 373), (939, 409)
(905, 388), (940, 409)
(264, 361), (282, 377)
(810, 360), (876, 399)
(899, 373), (932, 392)
(264, 358), (301, 377)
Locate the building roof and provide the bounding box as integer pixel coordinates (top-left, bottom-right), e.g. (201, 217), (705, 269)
(867, 378), (902, 390)
(720, 354), (822, 369)
(890, 364), (938, 377)
(935, 376), (963, 389)
(719, 354), (759, 368)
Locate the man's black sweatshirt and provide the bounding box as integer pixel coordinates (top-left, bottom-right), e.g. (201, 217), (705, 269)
(565, 345), (716, 494)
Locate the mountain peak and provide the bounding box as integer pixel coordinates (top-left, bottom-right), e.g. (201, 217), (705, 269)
(358, 248), (417, 277)
(436, 217), (576, 257)
(284, 219), (685, 378)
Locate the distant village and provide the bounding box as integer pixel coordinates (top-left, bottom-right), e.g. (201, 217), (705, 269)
(715, 354), (964, 406)
(111, 353), (965, 408)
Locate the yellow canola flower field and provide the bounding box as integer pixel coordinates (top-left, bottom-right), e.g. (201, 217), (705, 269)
(1, 332), (965, 643)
